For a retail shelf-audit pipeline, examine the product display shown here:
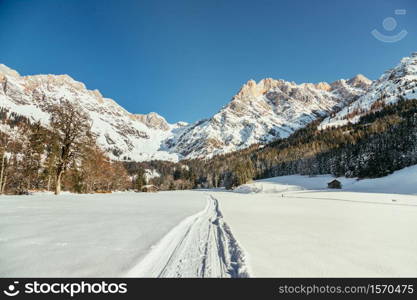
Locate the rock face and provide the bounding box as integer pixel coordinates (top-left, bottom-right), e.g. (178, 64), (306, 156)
(320, 53), (417, 129)
(165, 76), (371, 158)
(132, 112), (170, 131)
(347, 74), (373, 89)
(0, 63), (372, 161)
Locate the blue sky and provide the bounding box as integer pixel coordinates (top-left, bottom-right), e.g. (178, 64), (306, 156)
(1, 0), (416, 123)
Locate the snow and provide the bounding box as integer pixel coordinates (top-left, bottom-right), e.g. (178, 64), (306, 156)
(215, 191), (417, 277)
(126, 195), (250, 278)
(0, 191), (206, 277)
(0, 95), (51, 125)
(234, 164), (417, 195)
(0, 191), (250, 278)
(320, 53), (417, 130)
(0, 69), (184, 162)
(168, 77), (369, 159)
(214, 167), (417, 277)
(2, 167), (417, 277)
(144, 169), (160, 182)
(0, 64), (370, 161)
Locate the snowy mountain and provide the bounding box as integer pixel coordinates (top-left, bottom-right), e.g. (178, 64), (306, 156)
(165, 76), (371, 158)
(0, 63), (370, 161)
(320, 52), (417, 129)
(0, 64), (187, 161)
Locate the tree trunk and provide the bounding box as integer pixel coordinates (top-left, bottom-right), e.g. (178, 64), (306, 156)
(1, 174), (7, 194)
(55, 171), (63, 195)
(0, 153), (5, 194)
(47, 175), (51, 192)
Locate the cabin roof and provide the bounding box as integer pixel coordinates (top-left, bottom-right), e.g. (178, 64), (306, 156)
(328, 179), (341, 184)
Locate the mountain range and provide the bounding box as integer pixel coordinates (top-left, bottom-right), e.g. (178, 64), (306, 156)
(1, 52), (416, 162)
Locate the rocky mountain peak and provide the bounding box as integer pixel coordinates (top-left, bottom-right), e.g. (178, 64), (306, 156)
(0, 64), (20, 78)
(315, 82), (332, 91)
(383, 54), (416, 79)
(166, 73), (372, 159)
(234, 79), (261, 100)
(347, 74), (372, 89)
(133, 112), (170, 131)
(321, 52), (417, 130)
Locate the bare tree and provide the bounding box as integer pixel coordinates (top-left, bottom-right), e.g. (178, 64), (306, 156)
(0, 131), (12, 194)
(49, 100), (93, 195)
(0, 138), (8, 194)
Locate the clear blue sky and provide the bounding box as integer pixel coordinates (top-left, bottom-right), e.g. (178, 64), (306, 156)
(1, 0), (416, 123)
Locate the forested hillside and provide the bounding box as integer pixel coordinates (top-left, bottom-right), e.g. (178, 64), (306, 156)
(0, 102), (130, 195)
(132, 98), (417, 190)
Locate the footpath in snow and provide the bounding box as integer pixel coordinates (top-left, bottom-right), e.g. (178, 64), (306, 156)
(126, 195), (249, 278)
(0, 191), (249, 278)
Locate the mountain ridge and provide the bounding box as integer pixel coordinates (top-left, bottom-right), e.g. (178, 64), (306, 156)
(165, 75), (371, 158)
(320, 52), (417, 130)
(0, 63), (376, 161)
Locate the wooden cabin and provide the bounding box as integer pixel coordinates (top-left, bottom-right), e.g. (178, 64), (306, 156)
(141, 185), (159, 193)
(327, 179), (342, 189)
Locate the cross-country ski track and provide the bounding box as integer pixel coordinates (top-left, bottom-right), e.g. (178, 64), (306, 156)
(125, 195), (251, 278)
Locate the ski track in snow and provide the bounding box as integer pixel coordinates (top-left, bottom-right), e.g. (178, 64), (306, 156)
(125, 195), (250, 278)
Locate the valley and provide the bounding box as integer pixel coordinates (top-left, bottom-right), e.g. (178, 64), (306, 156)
(1, 169), (417, 277)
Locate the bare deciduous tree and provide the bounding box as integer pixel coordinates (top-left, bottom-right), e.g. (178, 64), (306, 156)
(49, 100), (93, 195)
(0, 135), (8, 194)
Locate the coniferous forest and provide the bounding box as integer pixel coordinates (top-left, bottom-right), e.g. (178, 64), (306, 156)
(2, 98), (417, 194)
(127, 98), (417, 190)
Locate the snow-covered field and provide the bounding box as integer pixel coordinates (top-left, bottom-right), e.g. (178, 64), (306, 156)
(0, 191), (206, 277)
(217, 166), (417, 277)
(216, 191), (417, 277)
(2, 167), (417, 278)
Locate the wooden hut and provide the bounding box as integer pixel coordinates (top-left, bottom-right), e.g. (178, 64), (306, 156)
(141, 185), (159, 192)
(327, 179), (342, 189)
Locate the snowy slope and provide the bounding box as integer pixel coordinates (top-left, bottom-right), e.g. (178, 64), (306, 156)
(320, 52), (417, 129)
(166, 76), (371, 158)
(234, 164), (417, 195)
(0, 63), (370, 161)
(0, 64), (186, 162)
